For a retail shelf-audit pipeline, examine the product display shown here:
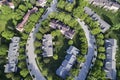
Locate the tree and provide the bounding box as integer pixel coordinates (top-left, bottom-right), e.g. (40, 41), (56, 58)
(87, 76), (97, 80)
(30, 0), (36, 5)
(34, 41), (42, 48)
(98, 47), (105, 53)
(39, 27), (46, 34)
(96, 39), (104, 46)
(65, 3), (74, 12)
(51, 30), (61, 37)
(70, 68), (79, 77)
(77, 55), (86, 63)
(98, 53), (105, 60)
(1, 30), (14, 40)
(95, 60), (103, 67)
(25, 2), (33, 9)
(19, 41), (26, 47)
(6, 73), (14, 79)
(68, 40), (73, 45)
(47, 74), (52, 80)
(22, 33), (28, 40)
(42, 68), (48, 76)
(18, 61), (26, 69)
(12, 75), (21, 80)
(51, 31), (57, 37)
(53, 54), (58, 60)
(57, 0), (65, 10)
(19, 47), (25, 54)
(20, 69), (29, 78)
(56, 30), (61, 36)
(35, 32), (43, 40)
(96, 33), (104, 39)
(24, 75), (32, 80)
(34, 49), (42, 54)
(66, 75), (74, 80)
(43, 58), (50, 64)
(0, 45), (8, 56)
(18, 54), (26, 60)
(112, 24), (120, 31)
(79, 37), (87, 43)
(49, 12), (57, 18)
(18, 4), (28, 12)
(91, 28), (101, 35)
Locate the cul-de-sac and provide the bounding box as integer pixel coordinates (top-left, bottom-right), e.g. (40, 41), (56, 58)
(0, 0), (120, 80)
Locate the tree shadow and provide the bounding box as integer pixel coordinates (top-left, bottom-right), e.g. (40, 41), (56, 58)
(101, 14), (113, 26)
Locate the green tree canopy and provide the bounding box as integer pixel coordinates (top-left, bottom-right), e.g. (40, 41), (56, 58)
(35, 32), (43, 40)
(18, 61), (26, 69)
(34, 41), (42, 48)
(1, 30), (14, 40)
(68, 40), (73, 45)
(0, 45), (8, 56)
(20, 69), (29, 78)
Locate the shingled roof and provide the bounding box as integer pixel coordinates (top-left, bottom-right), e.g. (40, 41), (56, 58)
(104, 39), (117, 80)
(37, 0), (47, 7)
(56, 46), (79, 79)
(4, 37), (20, 73)
(50, 20), (75, 39)
(89, 0), (120, 11)
(84, 7), (111, 33)
(42, 34), (53, 57)
(16, 7), (38, 32)
(0, 0), (14, 9)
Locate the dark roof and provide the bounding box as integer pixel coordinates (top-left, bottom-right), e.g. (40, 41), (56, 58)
(50, 20), (75, 39)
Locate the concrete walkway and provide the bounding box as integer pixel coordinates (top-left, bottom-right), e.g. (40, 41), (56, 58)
(76, 19), (97, 80)
(26, 0), (57, 80)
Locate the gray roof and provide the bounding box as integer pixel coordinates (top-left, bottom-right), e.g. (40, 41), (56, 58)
(104, 39), (117, 80)
(56, 66), (68, 79)
(8, 43), (19, 57)
(4, 37), (20, 73)
(38, 0), (46, 7)
(89, 0), (120, 10)
(66, 46), (80, 55)
(56, 46), (79, 79)
(56, 56), (75, 79)
(4, 63), (17, 73)
(67, 0), (74, 3)
(42, 34), (53, 57)
(11, 37), (20, 43)
(84, 7), (111, 33)
(84, 7), (94, 16)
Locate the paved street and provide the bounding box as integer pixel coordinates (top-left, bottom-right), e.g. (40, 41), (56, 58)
(26, 0), (57, 80)
(76, 19), (97, 80)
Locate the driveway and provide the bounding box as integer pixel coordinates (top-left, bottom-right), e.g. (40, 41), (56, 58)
(26, 0), (57, 80)
(76, 19), (97, 80)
